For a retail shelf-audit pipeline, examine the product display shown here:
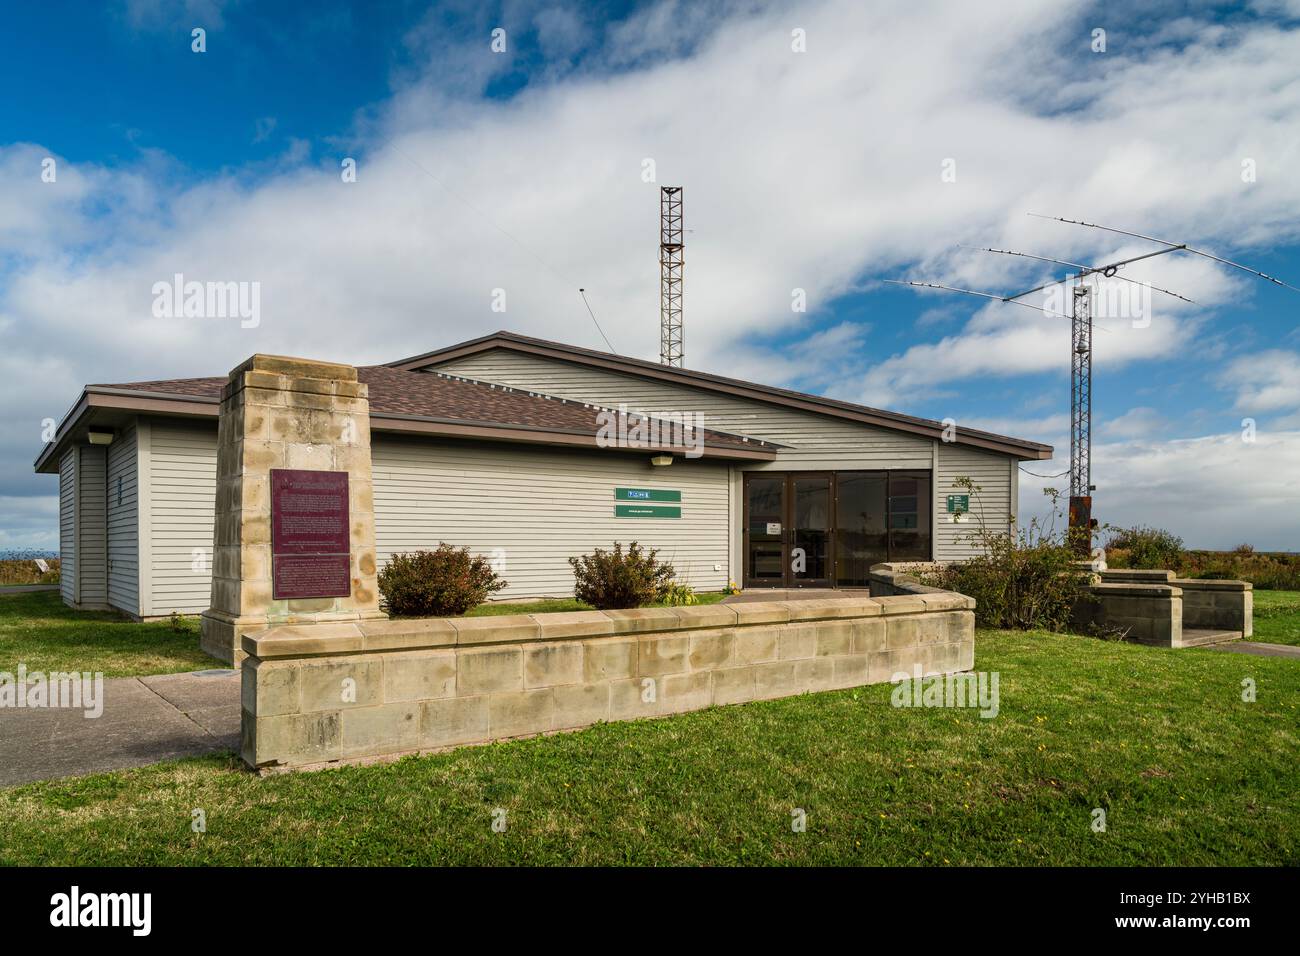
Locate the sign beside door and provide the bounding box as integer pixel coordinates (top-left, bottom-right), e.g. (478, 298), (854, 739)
(615, 504), (681, 518)
(615, 487), (681, 502)
(615, 487), (681, 517)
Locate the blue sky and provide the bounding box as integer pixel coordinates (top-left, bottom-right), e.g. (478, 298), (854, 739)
(3, 0), (1300, 550)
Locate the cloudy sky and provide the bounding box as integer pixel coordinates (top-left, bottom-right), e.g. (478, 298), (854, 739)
(2, 0), (1299, 551)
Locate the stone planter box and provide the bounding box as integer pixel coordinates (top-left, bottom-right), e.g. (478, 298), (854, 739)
(1080, 569), (1253, 646)
(240, 595), (976, 771)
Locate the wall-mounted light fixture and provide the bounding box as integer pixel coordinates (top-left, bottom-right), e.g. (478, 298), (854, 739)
(87, 428), (114, 446)
(650, 454), (673, 467)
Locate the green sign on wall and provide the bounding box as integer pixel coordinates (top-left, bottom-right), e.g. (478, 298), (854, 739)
(615, 504), (682, 518)
(946, 494), (970, 513)
(615, 487), (682, 502)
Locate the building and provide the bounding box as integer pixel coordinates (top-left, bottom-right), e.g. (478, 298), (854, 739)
(35, 331), (1052, 618)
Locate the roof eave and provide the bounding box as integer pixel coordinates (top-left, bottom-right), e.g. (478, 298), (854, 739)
(33, 390), (778, 473)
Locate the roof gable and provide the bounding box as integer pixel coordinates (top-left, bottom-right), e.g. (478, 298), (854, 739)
(387, 331), (1054, 460)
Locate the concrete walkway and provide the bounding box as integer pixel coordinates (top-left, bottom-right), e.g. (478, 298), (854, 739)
(0, 669), (240, 787)
(1203, 641), (1300, 659)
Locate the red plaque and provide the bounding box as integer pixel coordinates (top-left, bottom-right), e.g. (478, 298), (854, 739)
(270, 469), (351, 600)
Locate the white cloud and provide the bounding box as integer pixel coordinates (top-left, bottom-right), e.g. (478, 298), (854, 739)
(1017, 430), (1300, 551)
(6, 0), (1300, 550)
(1102, 406), (1167, 440)
(1219, 349), (1300, 414)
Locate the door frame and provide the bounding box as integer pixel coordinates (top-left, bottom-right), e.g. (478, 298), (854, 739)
(787, 471), (834, 588)
(741, 472), (788, 589)
(741, 471), (835, 589)
(741, 468), (934, 588)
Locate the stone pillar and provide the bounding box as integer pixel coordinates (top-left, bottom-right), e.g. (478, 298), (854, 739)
(200, 354), (384, 665)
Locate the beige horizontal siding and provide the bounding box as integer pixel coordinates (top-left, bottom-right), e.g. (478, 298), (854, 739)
(431, 351), (934, 470)
(430, 349), (1024, 566)
(106, 423), (139, 616)
(77, 445), (108, 606)
(59, 447), (77, 605)
(373, 436), (730, 598)
(935, 444), (1014, 560)
(148, 420), (218, 615)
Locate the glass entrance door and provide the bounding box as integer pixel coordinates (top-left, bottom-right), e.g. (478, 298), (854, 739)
(790, 474), (831, 587)
(744, 469), (934, 587)
(743, 476), (786, 588)
(744, 473), (833, 588)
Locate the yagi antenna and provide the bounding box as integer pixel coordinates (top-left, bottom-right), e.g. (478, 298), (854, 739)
(883, 279), (1112, 331)
(888, 214), (1300, 551)
(882, 279), (1077, 322)
(1027, 213), (1300, 293)
(960, 245), (1195, 304)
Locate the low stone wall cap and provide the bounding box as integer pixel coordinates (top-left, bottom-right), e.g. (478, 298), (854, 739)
(1172, 578), (1252, 591)
(1089, 582), (1182, 596)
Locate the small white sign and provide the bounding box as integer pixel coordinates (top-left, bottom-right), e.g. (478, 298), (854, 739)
(35, 558), (49, 573)
(766, 522), (781, 535)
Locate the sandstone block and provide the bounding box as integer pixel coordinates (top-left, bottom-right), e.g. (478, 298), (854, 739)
(553, 683), (610, 729)
(687, 630), (734, 669)
(383, 649), (456, 702)
(583, 637), (638, 682)
(524, 642), (584, 688)
(342, 702), (420, 757)
(638, 635), (689, 676)
(489, 689), (555, 739)
(419, 696), (489, 749)
(457, 646), (523, 695)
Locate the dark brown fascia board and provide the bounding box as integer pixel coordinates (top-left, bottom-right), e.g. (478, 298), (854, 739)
(386, 333), (1056, 461)
(33, 387), (777, 473)
(33, 388), (219, 473)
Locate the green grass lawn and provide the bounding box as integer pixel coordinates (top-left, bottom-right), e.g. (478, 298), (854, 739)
(1251, 590), (1300, 647)
(1, 628), (1295, 866)
(0, 591), (222, 678)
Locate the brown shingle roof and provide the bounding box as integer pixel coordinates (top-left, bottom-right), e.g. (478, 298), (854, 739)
(91, 365), (775, 454)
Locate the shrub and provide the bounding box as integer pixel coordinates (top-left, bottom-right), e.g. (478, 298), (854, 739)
(0, 557), (61, 586)
(923, 480), (1089, 631)
(661, 581), (699, 606)
(568, 541), (675, 610)
(928, 535), (1085, 630)
(1178, 548), (1300, 590)
(1104, 526), (1184, 570)
(378, 544), (507, 617)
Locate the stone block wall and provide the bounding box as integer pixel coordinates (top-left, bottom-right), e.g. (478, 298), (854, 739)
(1075, 582), (1183, 645)
(1094, 568), (1252, 641)
(867, 564), (950, 598)
(1172, 578), (1253, 637)
(241, 595), (976, 771)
